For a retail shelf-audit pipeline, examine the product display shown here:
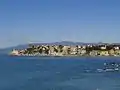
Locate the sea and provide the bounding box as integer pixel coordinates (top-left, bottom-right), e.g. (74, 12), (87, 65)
(0, 55), (120, 90)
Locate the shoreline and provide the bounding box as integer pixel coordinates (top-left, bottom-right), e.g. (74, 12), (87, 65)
(9, 54), (120, 58)
(10, 44), (120, 57)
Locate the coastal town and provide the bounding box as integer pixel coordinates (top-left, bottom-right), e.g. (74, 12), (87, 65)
(10, 43), (120, 57)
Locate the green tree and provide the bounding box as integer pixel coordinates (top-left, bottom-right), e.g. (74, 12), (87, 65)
(58, 45), (64, 52)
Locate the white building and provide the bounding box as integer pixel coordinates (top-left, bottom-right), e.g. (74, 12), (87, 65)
(10, 49), (20, 56)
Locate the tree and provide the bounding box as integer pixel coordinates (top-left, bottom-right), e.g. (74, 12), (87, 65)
(54, 47), (58, 53)
(76, 45), (79, 54)
(67, 48), (71, 55)
(58, 45), (64, 52)
(38, 48), (43, 54)
(26, 48), (34, 54)
(45, 48), (49, 55)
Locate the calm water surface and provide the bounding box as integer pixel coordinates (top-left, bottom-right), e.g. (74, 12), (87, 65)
(0, 55), (120, 90)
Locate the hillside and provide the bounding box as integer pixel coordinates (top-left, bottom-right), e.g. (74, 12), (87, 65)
(0, 41), (101, 54)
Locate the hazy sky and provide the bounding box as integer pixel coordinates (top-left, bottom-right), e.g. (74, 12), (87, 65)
(0, 0), (120, 48)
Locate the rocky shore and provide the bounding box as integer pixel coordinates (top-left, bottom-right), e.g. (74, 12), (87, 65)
(10, 44), (120, 57)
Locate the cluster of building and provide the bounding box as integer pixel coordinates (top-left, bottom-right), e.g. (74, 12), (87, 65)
(10, 44), (120, 57)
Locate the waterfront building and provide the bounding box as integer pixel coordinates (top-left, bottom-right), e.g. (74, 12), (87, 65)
(10, 49), (20, 56)
(80, 50), (86, 56)
(89, 50), (98, 56)
(71, 46), (77, 55)
(49, 46), (55, 55)
(114, 46), (119, 50)
(100, 45), (106, 50)
(62, 46), (69, 55)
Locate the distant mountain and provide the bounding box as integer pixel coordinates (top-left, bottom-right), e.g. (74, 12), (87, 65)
(0, 44), (28, 54)
(33, 41), (98, 46)
(0, 41), (104, 54)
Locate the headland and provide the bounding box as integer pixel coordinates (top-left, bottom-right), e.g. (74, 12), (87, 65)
(9, 42), (120, 57)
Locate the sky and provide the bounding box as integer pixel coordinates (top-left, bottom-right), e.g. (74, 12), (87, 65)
(0, 0), (120, 48)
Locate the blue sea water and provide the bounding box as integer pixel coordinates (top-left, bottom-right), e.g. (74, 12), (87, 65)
(0, 55), (120, 90)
